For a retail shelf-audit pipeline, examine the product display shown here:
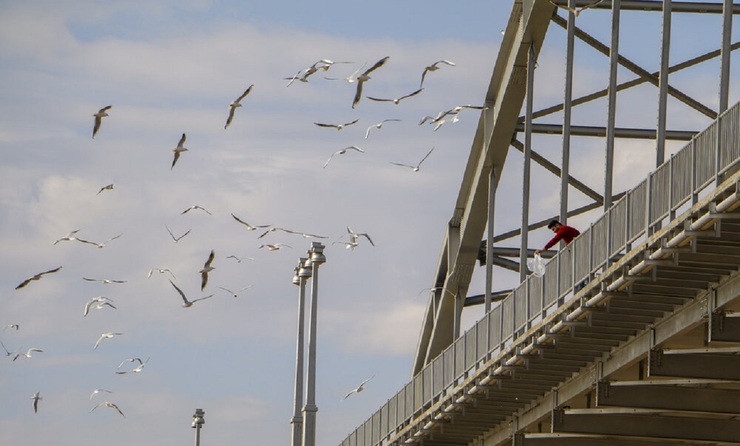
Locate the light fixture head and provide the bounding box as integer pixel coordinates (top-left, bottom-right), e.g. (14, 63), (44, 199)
(298, 257), (312, 278)
(309, 242), (326, 265)
(192, 408), (205, 428)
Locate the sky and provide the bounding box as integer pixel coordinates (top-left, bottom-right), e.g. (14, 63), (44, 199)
(1, 1), (737, 446)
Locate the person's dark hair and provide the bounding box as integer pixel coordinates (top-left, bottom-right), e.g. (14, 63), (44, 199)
(547, 220), (561, 229)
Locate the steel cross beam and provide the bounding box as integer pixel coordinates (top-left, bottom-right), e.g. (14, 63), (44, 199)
(522, 41), (740, 123)
(550, 13), (717, 119)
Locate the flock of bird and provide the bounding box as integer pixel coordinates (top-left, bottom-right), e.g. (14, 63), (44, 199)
(5, 52), (485, 419)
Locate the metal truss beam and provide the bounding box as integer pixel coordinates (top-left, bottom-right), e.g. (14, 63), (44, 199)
(514, 123), (697, 140)
(550, 13), (717, 119)
(524, 42), (740, 123)
(551, 0), (740, 14)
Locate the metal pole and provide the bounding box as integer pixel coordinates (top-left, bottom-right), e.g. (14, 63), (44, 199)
(192, 408), (205, 446)
(656, 0), (672, 167)
(605, 0), (621, 210)
(719, 0), (733, 114)
(302, 243), (325, 446)
(561, 0), (576, 223)
(291, 258), (310, 446)
(520, 42), (535, 283)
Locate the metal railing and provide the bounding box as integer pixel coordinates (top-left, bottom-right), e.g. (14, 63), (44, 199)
(339, 101), (740, 446)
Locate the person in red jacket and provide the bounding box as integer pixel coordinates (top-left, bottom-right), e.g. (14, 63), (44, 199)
(534, 220), (580, 256)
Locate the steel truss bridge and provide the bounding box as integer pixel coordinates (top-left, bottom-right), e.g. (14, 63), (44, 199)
(339, 1), (740, 445)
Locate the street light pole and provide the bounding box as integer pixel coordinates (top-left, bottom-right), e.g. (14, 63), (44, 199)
(291, 257), (311, 446)
(301, 242), (325, 446)
(192, 408), (205, 446)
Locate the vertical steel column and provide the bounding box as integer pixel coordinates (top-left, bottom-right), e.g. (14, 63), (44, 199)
(291, 258), (310, 446)
(485, 165), (496, 314)
(719, 0), (733, 114)
(656, 0), (672, 167)
(520, 43), (535, 283)
(485, 106), (496, 314)
(560, 0), (576, 223)
(605, 0), (621, 210)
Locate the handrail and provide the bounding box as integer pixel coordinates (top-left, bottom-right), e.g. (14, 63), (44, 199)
(338, 101), (740, 446)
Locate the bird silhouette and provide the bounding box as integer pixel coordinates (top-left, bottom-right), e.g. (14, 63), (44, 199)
(92, 105), (112, 139)
(224, 84), (253, 129)
(352, 56), (390, 109)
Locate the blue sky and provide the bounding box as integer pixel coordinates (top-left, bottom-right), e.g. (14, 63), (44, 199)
(1, 1), (736, 446)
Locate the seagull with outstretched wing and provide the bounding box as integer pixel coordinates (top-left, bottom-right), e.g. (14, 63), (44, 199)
(352, 56), (390, 109)
(390, 147), (435, 172)
(169, 280), (213, 308)
(224, 84), (253, 129)
(343, 376), (375, 400)
(92, 105), (112, 139)
(15, 266), (62, 290)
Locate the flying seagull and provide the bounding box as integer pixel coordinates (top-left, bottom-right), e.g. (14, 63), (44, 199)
(181, 205), (212, 215)
(31, 392), (42, 413)
(258, 227), (328, 240)
(4, 324), (19, 332)
(367, 88), (423, 105)
(258, 243), (292, 251)
(324, 62), (366, 83)
(148, 268), (176, 279)
(169, 280), (214, 308)
(226, 255), (254, 263)
(94, 332), (123, 350)
(419, 60), (456, 87)
(76, 233), (122, 249)
(15, 266), (62, 290)
(230, 213), (271, 231)
(89, 389), (113, 400)
(365, 119), (401, 139)
(96, 184), (114, 195)
(82, 277), (127, 284)
(343, 376), (375, 400)
(53, 230), (80, 245)
(224, 84), (253, 129)
(218, 285), (253, 298)
(90, 401), (126, 418)
(116, 357), (149, 374)
(346, 226), (375, 247)
(199, 250), (215, 291)
(352, 56), (390, 109)
(92, 105), (112, 139)
(83, 296), (117, 317)
(13, 348), (43, 361)
(323, 146), (365, 168)
(390, 147), (435, 172)
(171, 133), (188, 170)
(285, 59), (350, 86)
(549, 0), (604, 16)
(1, 340), (13, 357)
(313, 119), (359, 131)
(165, 225), (191, 243)
(431, 104), (487, 124)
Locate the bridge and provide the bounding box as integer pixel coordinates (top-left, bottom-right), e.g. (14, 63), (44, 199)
(338, 1), (740, 445)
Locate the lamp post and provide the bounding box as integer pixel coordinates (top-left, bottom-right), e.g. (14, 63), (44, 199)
(301, 242), (326, 446)
(291, 257), (311, 446)
(192, 408), (205, 446)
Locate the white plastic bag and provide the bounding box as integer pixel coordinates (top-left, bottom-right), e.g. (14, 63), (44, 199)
(527, 253), (546, 278)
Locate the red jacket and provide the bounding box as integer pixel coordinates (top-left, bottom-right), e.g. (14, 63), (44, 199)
(544, 225), (580, 250)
